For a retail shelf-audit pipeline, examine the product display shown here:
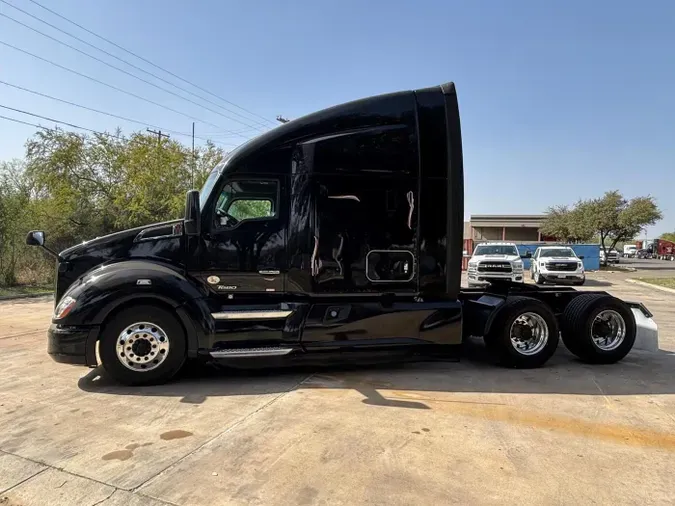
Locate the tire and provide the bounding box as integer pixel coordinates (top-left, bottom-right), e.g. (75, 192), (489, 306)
(561, 294), (636, 364)
(484, 296), (559, 368)
(99, 304), (187, 385)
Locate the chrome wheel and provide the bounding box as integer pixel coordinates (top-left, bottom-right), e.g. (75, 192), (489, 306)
(116, 322), (170, 372)
(509, 312), (549, 355)
(591, 310), (626, 351)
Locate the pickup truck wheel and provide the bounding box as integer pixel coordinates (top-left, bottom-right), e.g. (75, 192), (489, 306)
(533, 270), (544, 285)
(561, 294), (636, 364)
(99, 305), (187, 385)
(484, 296), (559, 368)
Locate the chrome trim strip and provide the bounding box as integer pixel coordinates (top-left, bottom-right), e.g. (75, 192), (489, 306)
(210, 348), (293, 358)
(211, 310), (292, 320)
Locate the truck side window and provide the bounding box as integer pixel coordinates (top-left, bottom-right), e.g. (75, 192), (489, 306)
(214, 180), (278, 229)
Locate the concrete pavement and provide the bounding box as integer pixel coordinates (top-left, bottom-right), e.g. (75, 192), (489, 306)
(1, 271), (674, 505)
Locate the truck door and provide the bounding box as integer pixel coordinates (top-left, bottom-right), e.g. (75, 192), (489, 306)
(200, 177), (286, 294)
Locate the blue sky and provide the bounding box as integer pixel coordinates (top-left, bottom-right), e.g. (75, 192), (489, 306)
(1, 0), (673, 236)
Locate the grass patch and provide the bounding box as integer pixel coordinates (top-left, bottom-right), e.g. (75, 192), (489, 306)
(637, 278), (675, 289)
(0, 284), (53, 298)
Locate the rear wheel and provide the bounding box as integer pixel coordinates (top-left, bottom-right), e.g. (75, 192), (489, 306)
(561, 294), (636, 364)
(484, 296), (559, 368)
(99, 305), (187, 385)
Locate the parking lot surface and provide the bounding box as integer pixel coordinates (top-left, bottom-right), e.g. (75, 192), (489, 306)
(1, 266), (675, 505)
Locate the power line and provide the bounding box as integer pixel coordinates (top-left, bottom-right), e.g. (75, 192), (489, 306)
(0, 39), (250, 138)
(0, 104), (123, 138)
(1, 0), (271, 130)
(199, 130), (261, 138)
(0, 11), (266, 133)
(0, 104), (238, 151)
(25, 0), (278, 127)
(0, 80), (238, 146)
(0, 113), (45, 130)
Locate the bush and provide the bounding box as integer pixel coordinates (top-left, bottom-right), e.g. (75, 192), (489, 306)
(0, 129), (225, 289)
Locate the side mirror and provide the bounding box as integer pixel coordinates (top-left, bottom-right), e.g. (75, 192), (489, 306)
(184, 190), (201, 236)
(578, 255), (585, 260)
(521, 251), (532, 259)
(25, 230), (60, 259)
(26, 230), (45, 246)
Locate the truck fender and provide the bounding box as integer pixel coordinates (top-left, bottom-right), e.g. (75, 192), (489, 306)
(462, 294), (507, 337)
(58, 260), (210, 362)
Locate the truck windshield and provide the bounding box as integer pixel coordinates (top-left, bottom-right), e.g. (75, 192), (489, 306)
(474, 245), (518, 256)
(540, 248), (575, 257)
(199, 142), (251, 209)
(200, 164), (223, 210)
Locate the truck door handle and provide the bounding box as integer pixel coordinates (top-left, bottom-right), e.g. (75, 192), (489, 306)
(259, 270), (280, 275)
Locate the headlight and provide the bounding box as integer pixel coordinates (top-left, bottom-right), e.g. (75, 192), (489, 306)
(512, 262), (523, 271)
(54, 296), (76, 319)
(578, 262), (583, 269)
(540, 262), (547, 268)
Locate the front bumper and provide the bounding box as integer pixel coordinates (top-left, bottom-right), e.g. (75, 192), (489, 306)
(467, 273), (524, 286)
(540, 271), (585, 283)
(48, 324), (98, 366)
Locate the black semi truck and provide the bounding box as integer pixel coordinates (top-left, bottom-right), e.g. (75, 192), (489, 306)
(27, 82), (656, 385)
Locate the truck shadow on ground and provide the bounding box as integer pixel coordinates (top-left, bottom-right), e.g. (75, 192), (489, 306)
(77, 339), (675, 405)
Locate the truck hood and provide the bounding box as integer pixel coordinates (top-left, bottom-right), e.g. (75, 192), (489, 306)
(55, 219), (185, 302)
(60, 220), (183, 261)
(541, 256), (578, 261)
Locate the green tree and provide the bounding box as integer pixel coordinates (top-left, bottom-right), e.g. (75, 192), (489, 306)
(0, 127), (226, 288)
(542, 190), (662, 256)
(660, 232), (675, 242)
(540, 203), (595, 243)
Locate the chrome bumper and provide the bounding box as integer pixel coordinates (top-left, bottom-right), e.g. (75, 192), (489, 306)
(467, 273), (524, 285)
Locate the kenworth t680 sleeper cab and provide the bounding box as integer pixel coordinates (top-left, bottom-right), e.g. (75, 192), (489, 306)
(27, 83), (657, 385)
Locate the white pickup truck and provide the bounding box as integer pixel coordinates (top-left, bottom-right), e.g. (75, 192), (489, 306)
(531, 246), (585, 285)
(600, 249), (620, 265)
(467, 242), (525, 287)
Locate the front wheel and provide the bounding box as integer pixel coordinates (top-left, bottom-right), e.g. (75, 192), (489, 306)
(99, 305), (187, 385)
(534, 270), (544, 284)
(484, 296), (559, 368)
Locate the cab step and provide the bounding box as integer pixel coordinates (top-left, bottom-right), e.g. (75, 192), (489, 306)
(209, 347), (294, 358)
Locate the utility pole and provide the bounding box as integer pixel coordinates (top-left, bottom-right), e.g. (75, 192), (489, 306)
(191, 122), (195, 189)
(146, 129), (170, 174)
(146, 128), (170, 145)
